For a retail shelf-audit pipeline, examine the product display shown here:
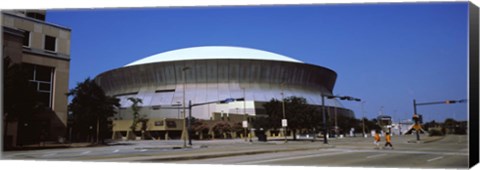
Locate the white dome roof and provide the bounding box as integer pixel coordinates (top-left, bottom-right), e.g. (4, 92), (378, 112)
(124, 46), (303, 67)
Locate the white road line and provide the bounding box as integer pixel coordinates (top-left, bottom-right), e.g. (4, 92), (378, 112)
(42, 153), (56, 157)
(330, 148), (468, 156)
(238, 151), (349, 165)
(139, 149), (147, 152)
(113, 149), (120, 153)
(427, 156), (444, 162)
(80, 151), (91, 155)
(366, 153), (387, 159)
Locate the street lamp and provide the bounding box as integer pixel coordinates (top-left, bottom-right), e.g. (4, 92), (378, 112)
(321, 94), (328, 144)
(281, 82), (287, 143)
(325, 95), (362, 141)
(333, 98), (338, 138)
(182, 66), (190, 148)
(176, 101), (180, 119)
(243, 87), (248, 142)
(361, 101), (366, 138)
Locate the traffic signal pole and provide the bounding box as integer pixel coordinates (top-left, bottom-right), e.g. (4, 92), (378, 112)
(413, 100), (420, 141)
(412, 99), (467, 141)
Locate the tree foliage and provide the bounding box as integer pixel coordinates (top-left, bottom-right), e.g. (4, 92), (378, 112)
(258, 96), (322, 140)
(67, 78), (120, 143)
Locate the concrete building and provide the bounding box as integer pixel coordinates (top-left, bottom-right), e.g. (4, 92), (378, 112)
(94, 46), (354, 139)
(2, 10), (71, 147)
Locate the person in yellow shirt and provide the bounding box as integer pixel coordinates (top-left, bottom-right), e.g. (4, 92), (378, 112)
(374, 131), (381, 149)
(384, 132), (394, 149)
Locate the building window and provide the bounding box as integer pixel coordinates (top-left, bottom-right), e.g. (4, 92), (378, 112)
(26, 12), (45, 20)
(22, 30), (30, 47)
(44, 35), (56, 52)
(24, 63), (54, 108)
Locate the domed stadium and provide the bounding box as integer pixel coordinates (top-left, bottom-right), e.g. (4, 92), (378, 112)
(94, 46), (354, 139)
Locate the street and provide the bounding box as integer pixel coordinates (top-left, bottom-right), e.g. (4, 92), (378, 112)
(169, 135), (468, 169)
(1, 134), (469, 169)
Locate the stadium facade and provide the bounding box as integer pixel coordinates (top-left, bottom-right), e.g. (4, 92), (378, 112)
(95, 46), (354, 139)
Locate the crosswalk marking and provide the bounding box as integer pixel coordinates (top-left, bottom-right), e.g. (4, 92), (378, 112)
(427, 156), (444, 162)
(366, 153), (386, 159)
(238, 150), (348, 165)
(42, 153), (56, 157)
(80, 151), (91, 155)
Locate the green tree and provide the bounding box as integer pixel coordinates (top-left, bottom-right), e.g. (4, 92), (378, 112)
(260, 96), (322, 140)
(67, 78), (120, 144)
(212, 121), (232, 139)
(127, 97), (146, 140)
(191, 120), (209, 140)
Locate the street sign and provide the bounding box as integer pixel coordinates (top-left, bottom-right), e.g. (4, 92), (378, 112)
(282, 119), (288, 127)
(242, 120), (248, 128)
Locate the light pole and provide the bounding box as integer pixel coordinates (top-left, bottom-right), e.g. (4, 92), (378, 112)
(321, 94), (328, 144)
(361, 101), (366, 137)
(412, 99), (467, 141)
(325, 95), (362, 141)
(177, 101), (180, 119)
(333, 99), (338, 138)
(281, 82), (287, 143)
(182, 66), (190, 148)
(243, 88), (247, 142)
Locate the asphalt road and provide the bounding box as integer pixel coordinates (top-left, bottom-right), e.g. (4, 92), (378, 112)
(1, 134), (469, 169)
(172, 135), (469, 169)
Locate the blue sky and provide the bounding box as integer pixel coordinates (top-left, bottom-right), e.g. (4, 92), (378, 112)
(46, 2), (469, 122)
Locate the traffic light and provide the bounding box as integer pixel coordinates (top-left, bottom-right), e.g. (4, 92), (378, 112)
(419, 114), (423, 124)
(412, 114), (419, 122)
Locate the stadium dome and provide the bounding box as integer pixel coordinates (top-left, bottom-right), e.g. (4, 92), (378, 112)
(125, 46), (303, 67)
(95, 46), (354, 139)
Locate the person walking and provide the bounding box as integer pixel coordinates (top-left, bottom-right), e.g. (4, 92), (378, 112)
(373, 131), (381, 149)
(384, 132), (394, 149)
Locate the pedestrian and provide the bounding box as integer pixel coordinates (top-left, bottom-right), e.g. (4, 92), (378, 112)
(384, 132), (394, 149)
(373, 131), (381, 149)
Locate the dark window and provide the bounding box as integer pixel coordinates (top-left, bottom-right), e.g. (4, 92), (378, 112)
(36, 66), (53, 82)
(155, 89), (175, 93)
(26, 12), (45, 20)
(154, 121), (164, 126)
(166, 121), (177, 128)
(39, 82), (50, 91)
(24, 63), (54, 108)
(44, 35), (56, 52)
(37, 92), (51, 107)
(22, 30), (30, 47)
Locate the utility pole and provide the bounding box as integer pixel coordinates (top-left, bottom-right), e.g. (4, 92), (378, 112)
(281, 82), (287, 143)
(243, 88), (247, 142)
(361, 101), (366, 138)
(412, 99), (467, 141)
(321, 94), (328, 144)
(188, 100), (192, 146)
(182, 66), (190, 148)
